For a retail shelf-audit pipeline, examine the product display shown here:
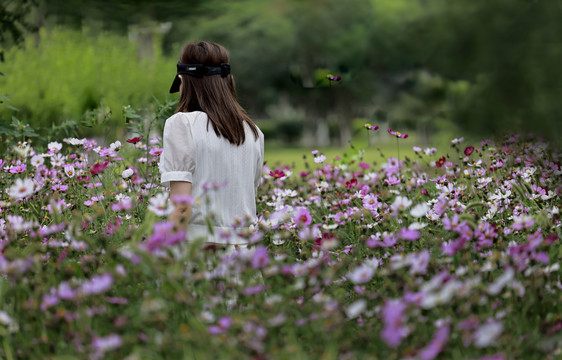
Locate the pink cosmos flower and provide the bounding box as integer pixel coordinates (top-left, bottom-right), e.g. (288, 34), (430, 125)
(79, 274), (113, 296)
(251, 246), (269, 268)
(380, 299), (409, 347)
(362, 193), (380, 211)
(149, 148), (163, 156)
(417, 324), (450, 360)
(384, 175), (401, 186)
(364, 123), (379, 131)
(398, 227), (420, 241)
(208, 316), (232, 335)
(269, 169), (286, 179)
(9, 164), (26, 174)
(293, 206), (312, 227)
(388, 128), (408, 139)
(464, 146), (475, 156)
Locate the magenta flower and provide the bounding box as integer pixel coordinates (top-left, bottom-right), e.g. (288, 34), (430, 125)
(9, 164), (26, 174)
(388, 128), (408, 139)
(269, 169), (286, 179)
(364, 123), (379, 131)
(126, 136), (142, 144)
(149, 148), (163, 156)
(464, 146), (475, 156)
(90, 160), (109, 176)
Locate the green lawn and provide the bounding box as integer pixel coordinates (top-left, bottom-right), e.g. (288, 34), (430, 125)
(264, 131), (458, 172)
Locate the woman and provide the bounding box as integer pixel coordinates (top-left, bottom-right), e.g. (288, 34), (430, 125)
(159, 41), (264, 249)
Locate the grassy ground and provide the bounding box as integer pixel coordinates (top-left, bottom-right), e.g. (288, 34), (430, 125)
(263, 131), (460, 172)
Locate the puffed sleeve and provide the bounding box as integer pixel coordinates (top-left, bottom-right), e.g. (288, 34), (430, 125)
(159, 113), (195, 187)
(254, 130), (264, 193)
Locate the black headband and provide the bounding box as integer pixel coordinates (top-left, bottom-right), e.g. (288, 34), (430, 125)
(169, 62), (231, 93)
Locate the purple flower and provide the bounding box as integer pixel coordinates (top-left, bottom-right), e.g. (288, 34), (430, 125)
(9, 164), (26, 174)
(243, 284), (265, 296)
(80, 274), (113, 296)
(92, 334), (122, 353)
(384, 175), (401, 186)
(251, 246), (269, 269)
(409, 250), (430, 275)
(293, 206), (312, 227)
(398, 228), (420, 241)
(380, 299), (409, 347)
(417, 324), (450, 360)
(41, 293), (59, 311)
(208, 316), (232, 335)
(441, 237), (468, 256)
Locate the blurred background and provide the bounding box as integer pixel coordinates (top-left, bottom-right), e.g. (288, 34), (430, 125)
(1, 0), (561, 159)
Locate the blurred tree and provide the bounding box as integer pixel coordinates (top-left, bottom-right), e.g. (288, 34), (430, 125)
(0, 0), (39, 62)
(401, 0), (562, 141)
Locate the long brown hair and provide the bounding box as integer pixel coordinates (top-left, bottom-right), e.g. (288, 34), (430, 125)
(175, 41), (259, 146)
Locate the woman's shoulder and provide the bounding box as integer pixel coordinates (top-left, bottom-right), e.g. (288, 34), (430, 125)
(165, 111), (207, 126)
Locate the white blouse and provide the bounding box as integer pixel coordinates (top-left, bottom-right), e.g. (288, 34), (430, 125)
(159, 111), (264, 244)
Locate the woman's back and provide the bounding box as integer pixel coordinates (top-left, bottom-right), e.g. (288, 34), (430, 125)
(160, 110), (264, 244)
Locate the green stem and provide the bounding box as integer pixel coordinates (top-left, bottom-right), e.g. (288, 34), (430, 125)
(3, 337), (14, 360)
(396, 137), (400, 173)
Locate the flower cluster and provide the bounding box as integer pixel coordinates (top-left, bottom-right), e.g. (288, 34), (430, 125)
(0, 133), (559, 359)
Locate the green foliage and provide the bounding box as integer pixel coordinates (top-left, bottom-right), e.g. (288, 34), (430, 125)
(0, 27), (173, 141)
(3, 0), (562, 145)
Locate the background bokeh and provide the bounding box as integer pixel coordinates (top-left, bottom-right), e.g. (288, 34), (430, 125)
(1, 0), (561, 152)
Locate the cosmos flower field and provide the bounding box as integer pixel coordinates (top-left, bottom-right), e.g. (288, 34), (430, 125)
(0, 131), (560, 359)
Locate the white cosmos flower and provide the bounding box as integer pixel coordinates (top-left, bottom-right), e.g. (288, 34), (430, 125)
(14, 142), (32, 158)
(391, 196), (413, 213)
(486, 268), (514, 295)
(345, 299), (366, 319)
(122, 168), (134, 179)
(50, 153), (65, 167)
(347, 264), (375, 284)
(424, 147), (437, 156)
(48, 141), (63, 153)
(410, 203), (429, 218)
(7, 178), (36, 199)
(314, 154), (327, 164)
(474, 320), (503, 348)
(63, 165), (75, 178)
(64, 137), (85, 145)
(110, 141), (122, 151)
(30, 154), (45, 167)
(409, 222), (428, 230)
(147, 193), (174, 216)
